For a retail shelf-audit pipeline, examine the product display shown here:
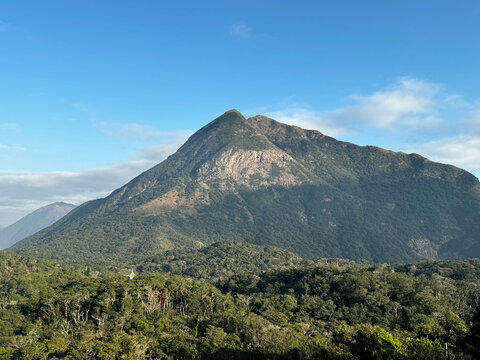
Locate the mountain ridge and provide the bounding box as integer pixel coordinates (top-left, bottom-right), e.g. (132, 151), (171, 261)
(12, 110), (480, 264)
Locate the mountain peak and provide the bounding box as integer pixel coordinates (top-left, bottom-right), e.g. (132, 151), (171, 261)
(178, 109), (272, 162)
(223, 109), (245, 117)
(193, 109), (247, 137)
(209, 109), (246, 126)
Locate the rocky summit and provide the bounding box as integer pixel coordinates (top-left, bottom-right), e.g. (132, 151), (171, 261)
(12, 110), (480, 264)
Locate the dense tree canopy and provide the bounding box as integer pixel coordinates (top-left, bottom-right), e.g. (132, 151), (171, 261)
(1, 246), (480, 359)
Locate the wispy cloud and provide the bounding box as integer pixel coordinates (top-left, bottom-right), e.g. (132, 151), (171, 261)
(0, 19), (34, 42)
(467, 107), (480, 131)
(95, 121), (192, 142)
(0, 144), (26, 152)
(230, 22), (252, 39)
(0, 20), (9, 32)
(0, 131), (191, 226)
(267, 78), (447, 136)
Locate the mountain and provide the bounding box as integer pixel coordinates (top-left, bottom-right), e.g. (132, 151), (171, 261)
(0, 202), (76, 250)
(12, 110), (480, 264)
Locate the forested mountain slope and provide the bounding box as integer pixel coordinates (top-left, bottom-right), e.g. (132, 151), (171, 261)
(12, 110), (480, 264)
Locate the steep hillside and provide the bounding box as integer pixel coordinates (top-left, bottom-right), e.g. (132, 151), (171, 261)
(12, 110), (480, 264)
(0, 202), (76, 250)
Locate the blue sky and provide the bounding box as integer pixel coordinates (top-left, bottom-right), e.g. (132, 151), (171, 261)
(1, 0), (480, 225)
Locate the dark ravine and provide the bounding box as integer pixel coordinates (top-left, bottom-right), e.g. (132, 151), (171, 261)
(12, 110), (480, 264)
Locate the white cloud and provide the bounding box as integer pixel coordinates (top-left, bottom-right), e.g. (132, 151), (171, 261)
(266, 78), (446, 137)
(230, 22), (252, 39)
(406, 135), (480, 175)
(325, 77), (442, 128)
(0, 131), (191, 226)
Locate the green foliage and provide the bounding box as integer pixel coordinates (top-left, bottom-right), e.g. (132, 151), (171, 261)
(1, 248), (479, 359)
(138, 241), (304, 281)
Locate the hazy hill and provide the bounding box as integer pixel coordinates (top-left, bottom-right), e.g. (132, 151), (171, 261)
(12, 110), (480, 264)
(0, 202), (76, 250)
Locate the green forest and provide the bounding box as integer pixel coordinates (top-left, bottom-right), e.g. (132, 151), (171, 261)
(1, 242), (480, 359)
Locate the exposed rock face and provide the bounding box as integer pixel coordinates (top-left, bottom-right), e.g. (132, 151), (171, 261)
(12, 110), (480, 264)
(196, 148), (307, 187)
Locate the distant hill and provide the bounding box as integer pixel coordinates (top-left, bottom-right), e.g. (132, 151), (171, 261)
(13, 110), (480, 264)
(0, 202), (76, 249)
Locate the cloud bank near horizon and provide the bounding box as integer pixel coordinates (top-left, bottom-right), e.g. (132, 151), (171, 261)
(0, 131), (191, 226)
